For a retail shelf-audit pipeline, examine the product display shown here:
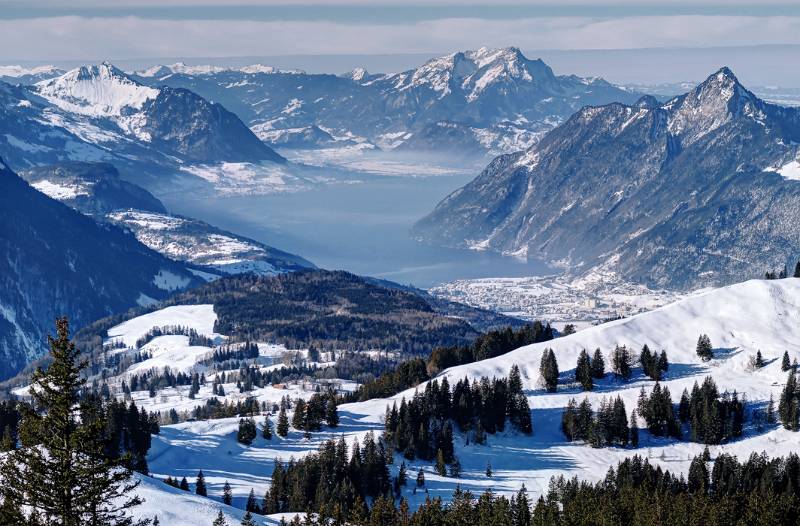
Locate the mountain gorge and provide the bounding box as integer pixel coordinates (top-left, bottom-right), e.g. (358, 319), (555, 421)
(413, 68), (800, 289)
(134, 48), (641, 155)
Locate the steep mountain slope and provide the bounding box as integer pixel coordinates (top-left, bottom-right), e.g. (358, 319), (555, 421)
(135, 48), (640, 155)
(19, 161), (315, 275)
(413, 68), (800, 289)
(0, 63), (284, 181)
(0, 159), (200, 379)
(20, 161), (166, 217)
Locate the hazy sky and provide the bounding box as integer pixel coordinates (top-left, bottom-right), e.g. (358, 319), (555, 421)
(1, 1), (799, 85)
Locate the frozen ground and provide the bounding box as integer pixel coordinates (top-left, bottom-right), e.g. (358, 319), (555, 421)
(120, 278), (800, 524)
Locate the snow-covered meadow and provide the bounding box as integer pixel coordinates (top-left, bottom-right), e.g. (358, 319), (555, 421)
(123, 278), (800, 525)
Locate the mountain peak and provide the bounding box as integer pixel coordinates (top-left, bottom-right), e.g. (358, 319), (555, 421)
(36, 63), (158, 117)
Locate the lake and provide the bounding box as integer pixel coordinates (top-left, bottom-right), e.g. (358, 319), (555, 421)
(161, 155), (551, 289)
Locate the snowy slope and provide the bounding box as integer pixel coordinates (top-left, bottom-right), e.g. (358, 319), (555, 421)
(117, 278), (800, 524)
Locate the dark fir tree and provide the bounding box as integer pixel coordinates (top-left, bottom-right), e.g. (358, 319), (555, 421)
(612, 345), (632, 381)
(237, 417), (257, 445)
(325, 396), (339, 428)
(591, 348), (605, 379)
(629, 410), (639, 447)
(180, 477), (190, 491)
(261, 417), (272, 440)
(783, 351), (792, 372)
(240, 511), (257, 526)
(245, 489), (258, 513)
(696, 334), (714, 361)
(539, 349), (559, 392)
(292, 399), (307, 430)
(196, 470), (207, 497)
(575, 349), (593, 391)
(212, 510), (227, 526)
(277, 406), (289, 437)
(416, 469), (425, 487)
(795, 260), (800, 278)
(0, 319), (145, 526)
(222, 481), (233, 505)
(486, 461), (493, 478)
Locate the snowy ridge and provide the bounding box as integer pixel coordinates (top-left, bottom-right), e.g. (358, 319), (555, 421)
(109, 278), (800, 526)
(36, 62), (158, 117)
(0, 64), (62, 78)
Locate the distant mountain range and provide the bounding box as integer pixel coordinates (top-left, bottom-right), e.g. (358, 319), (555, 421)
(413, 68), (800, 290)
(0, 158), (201, 379)
(0, 63), (284, 187)
(126, 48), (640, 155)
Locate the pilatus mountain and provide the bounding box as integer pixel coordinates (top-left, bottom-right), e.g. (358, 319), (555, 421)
(413, 68), (800, 289)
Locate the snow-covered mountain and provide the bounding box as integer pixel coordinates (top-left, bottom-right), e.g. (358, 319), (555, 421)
(19, 161), (315, 275)
(413, 67), (800, 290)
(48, 276), (800, 526)
(0, 64), (64, 84)
(0, 63), (284, 185)
(134, 48), (640, 155)
(0, 158), (201, 380)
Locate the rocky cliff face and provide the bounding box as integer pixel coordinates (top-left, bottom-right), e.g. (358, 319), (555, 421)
(413, 68), (800, 290)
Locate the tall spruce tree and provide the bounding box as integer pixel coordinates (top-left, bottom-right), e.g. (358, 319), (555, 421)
(222, 481), (233, 505)
(0, 318), (145, 526)
(575, 350), (593, 391)
(591, 348), (605, 379)
(782, 351), (792, 372)
(277, 406), (289, 437)
(795, 260), (800, 278)
(539, 349), (559, 392)
(696, 334), (714, 361)
(196, 470), (207, 496)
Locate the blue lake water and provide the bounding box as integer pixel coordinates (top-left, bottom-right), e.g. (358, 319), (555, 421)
(162, 168), (551, 289)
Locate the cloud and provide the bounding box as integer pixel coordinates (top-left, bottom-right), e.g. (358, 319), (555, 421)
(1, 15), (800, 62)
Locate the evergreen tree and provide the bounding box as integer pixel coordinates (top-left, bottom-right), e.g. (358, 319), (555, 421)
(246, 489), (258, 513)
(696, 334), (714, 361)
(783, 351), (792, 372)
(240, 511), (257, 526)
(416, 469), (425, 487)
(767, 394), (777, 425)
(0, 318), (146, 526)
(486, 461), (493, 478)
(223, 481), (233, 505)
(754, 350), (765, 369)
(237, 417), (257, 445)
(591, 348), (605, 379)
(212, 510), (227, 526)
(539, 349), (559, 392)
(277, 406), (289, 437)
(612, 345), (632, 381)
(398, 462), (407, 486)
(325, 396), (339, 428)
(449, 457), (461, 478)
(575, 350), (593, 391)
(292, 399), (307, 430)
(795, 260), (800, 278)
(261, 417), (272, 440)
(196, 470), (208, 497)
(435, 449), (447, 476)
(180, 477), (190, 491)
(629, 410), (639, 447)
